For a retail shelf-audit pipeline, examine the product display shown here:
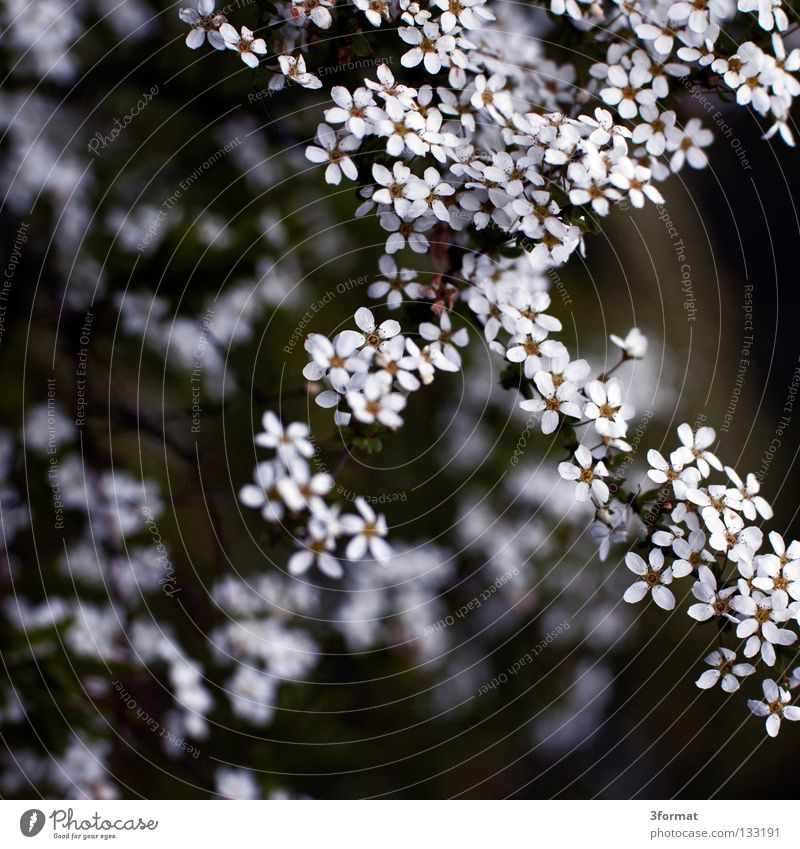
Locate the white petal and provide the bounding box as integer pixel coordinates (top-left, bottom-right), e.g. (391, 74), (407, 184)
(623, 581), (649, 603)
(652, 585), (676, 610)
(696, 669), (720, 689)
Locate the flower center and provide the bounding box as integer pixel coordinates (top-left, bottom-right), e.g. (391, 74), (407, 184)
(712, 598), (729, 616)
(754, 606), (771, 624)
(598, 403), (617, 418)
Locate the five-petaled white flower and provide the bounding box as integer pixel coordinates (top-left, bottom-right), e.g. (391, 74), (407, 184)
(520, 372), (582, 435)
(748, 679), (800, 737)
(255, 411), (314, 462)
(278, 54), (323, 89)
(623, 548), (675, 609)
(325, 86), (375, 138)
(724, 466), (773, 520)
(288, 517), (343, 579)
(558, 445), (610, 503)
(368, 255), (421, 309)
(277, 460), (334, 514)
(340, 498), (392, 562)
(687, 564), (738, 620)
(609, 158), (664, 207)
(351, 307), (401, 354)
(219, 23), (266, 68)
(400, 22), (461, 75)
(696, 648), (755, 693)
(355, 0), (391, 26)
(666, 118), (714, 171)
(179, 0), (226, 50)
(731, 590), (796, 666)
(305, 124), (360, 185)
(704, 508), (762, 563)
(583, 378), (634, 438)
(239, 461), (287, 522)
(754, 532), (800, 603)
(600, 65), (656, 120)
(674, 423), (722, 477)
(292, 0), (334, 29)
(347, 374), (407, 428)
(419, 312), (468, 366)
(303, 332), (367, 392)
(647, 448), (701, 500)
(431, 0), (495, 31)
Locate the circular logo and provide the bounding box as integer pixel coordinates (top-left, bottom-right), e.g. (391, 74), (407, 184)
(19, 810), (45, 837)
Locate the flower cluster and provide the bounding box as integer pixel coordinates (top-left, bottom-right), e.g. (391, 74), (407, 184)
(617, 423), (800, 736)
(303, 306), (460, 428)
(178, 0), (800, 741)
(239, 411), (394, 574)
(559, 0), (799, 145)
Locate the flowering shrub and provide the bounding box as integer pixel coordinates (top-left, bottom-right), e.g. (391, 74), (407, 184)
(175, 0), (800, 740)
(1, 0), (799, 803)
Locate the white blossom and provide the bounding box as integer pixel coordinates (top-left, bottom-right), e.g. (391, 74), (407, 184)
(696, 648), (755, 693)
(623, 548), (675, 610)
(558, 445), (610, 503)
(218, 24), (266, 68)
(305, 124), (359, 185)
(340, 498), (392, 562)
(748, 679), (800, 736)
